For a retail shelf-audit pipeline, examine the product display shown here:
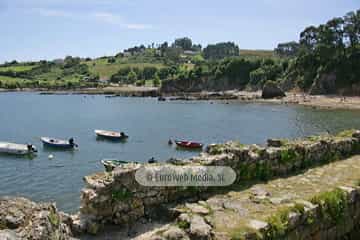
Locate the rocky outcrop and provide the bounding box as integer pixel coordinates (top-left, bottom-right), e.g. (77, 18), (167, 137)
(161, 79), (205, 93)
(79, 130), (360, 234)
(261, 80), (286, 99)
(309, 72), (337, 95)
(0, 197), (72, 239)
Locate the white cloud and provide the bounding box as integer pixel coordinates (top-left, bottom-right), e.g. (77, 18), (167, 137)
(93, 12), (152, 30)
(31, 8), (151, 30)
(93, 12), (123, 25)
(126, 24), (152, 30)
(33, 8), (73, 17)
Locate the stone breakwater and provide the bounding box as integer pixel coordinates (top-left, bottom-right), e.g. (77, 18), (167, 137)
(140, 155), (360, 240)
(78, 130), (360, 235)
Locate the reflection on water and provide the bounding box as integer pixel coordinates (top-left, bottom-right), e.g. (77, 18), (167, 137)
(1, 93), (360, 212)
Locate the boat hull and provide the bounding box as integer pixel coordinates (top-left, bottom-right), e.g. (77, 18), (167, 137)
(95, 130), (128, 140)
(101, 159), (130, 172)
(175, 140), (203, 149)
(0, 142), (37, 155)
(41, 137), (75, 149)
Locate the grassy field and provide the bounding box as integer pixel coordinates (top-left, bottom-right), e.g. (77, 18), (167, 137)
(84, 58), (165, 80)
(239, 49), (275, 58)
(0, 65), (38, 72)
(0, 75), (31, 88)
(0, 75), (29, 82)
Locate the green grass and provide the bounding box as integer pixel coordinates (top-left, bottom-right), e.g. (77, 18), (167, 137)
(0, 65), (38, 72)
(337, 129), (356, 138)
(34, 68), (84, 82)
(112, 188), (133, 201)
(0, 76), (31, 89)
(0, 75), (29, 82)
(0, 75), (85, 89)
(84, 58), (165, 80)
(311, 188), (347, 224)
(239, 49), (276, 59)
(48, 210), (60, 227)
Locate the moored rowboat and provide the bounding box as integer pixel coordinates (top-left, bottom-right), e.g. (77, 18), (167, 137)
(95, 130), (128, 140)
(175, 140), (203, 149)
(0, 142), (37, 155)
(41, 137), (78, 149)
(101, 159), (135, 172)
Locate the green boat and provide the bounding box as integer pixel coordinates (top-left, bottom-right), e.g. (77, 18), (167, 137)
(101, 159), (133, 172)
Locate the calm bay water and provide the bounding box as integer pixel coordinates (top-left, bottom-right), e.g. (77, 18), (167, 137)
(1, 92), (360, 212)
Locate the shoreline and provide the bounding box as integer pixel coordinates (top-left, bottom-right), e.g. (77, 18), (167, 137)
(1, 87), (360, 110)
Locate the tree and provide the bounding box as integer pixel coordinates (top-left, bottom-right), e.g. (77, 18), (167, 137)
(164, 47), (182, 63)
(174, 37), (193, 50)
(107, 57), (116, 64)
(127, 70), (137, 83)
(275, 41), (300, 57)
(110, 67), (132, 83)
(142, 66), (157, 80)
(344, 10), (360, 48)
(300, 26), (319, 51)
(192, 54), (205, 64)
(159, 42), (169, 56)
(153, 73), (161, 87)
(203, 42), (240, 60)
(157, 67), (171, 79)
(64, 56), (80, 68)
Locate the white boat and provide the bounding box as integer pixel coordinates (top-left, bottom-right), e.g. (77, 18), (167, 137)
(41, 137), (78, 149)
(95, 130), (128, 140)
(0, 142), (37, 155)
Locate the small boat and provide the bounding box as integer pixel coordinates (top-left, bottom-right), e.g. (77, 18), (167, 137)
(95, 130), (128, 140)
(158, 96), (166, 101)
(0, 142), (37, 155)
(41, 137), (78, 149)
(101, 159), (134, 172)
(175, 140), (203, 149)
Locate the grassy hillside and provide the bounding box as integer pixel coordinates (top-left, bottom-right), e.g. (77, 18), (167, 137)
(84, 58), (165, 80)
(239, 49), (275, 58)
(0, 75), (33, 89)
(0, 65), (38, 73)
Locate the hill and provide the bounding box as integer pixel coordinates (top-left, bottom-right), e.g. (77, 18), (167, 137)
(239, 49), (275, 58)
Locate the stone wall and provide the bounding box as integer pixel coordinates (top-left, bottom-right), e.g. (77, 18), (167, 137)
(78, 130), (360, 234)
(149, 185), (360, 240)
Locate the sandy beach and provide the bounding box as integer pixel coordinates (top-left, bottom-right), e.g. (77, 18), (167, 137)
(244, 91), (360, 110)
(1, 86), (360, 110)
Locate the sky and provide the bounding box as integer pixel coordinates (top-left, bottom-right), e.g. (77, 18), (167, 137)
(0, 0), (359, 63)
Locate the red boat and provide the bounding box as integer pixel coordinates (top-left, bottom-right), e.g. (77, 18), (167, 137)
(175, 140), (203, 149)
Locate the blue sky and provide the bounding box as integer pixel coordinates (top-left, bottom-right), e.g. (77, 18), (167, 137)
(0, 0), (359, 62)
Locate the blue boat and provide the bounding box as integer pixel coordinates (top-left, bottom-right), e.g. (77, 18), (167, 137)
(41, 137), (78, 149)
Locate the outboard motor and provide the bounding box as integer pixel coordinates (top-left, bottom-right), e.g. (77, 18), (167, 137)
(69, 138), (78, 147)
(148, 157), (157, 164)
(31, 145), (38, 153)
(120, 132), (128, 138)
(27, 144), (37, 153)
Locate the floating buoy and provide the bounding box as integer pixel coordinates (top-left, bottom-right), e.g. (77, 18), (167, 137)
(48, 154), (54, 159)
